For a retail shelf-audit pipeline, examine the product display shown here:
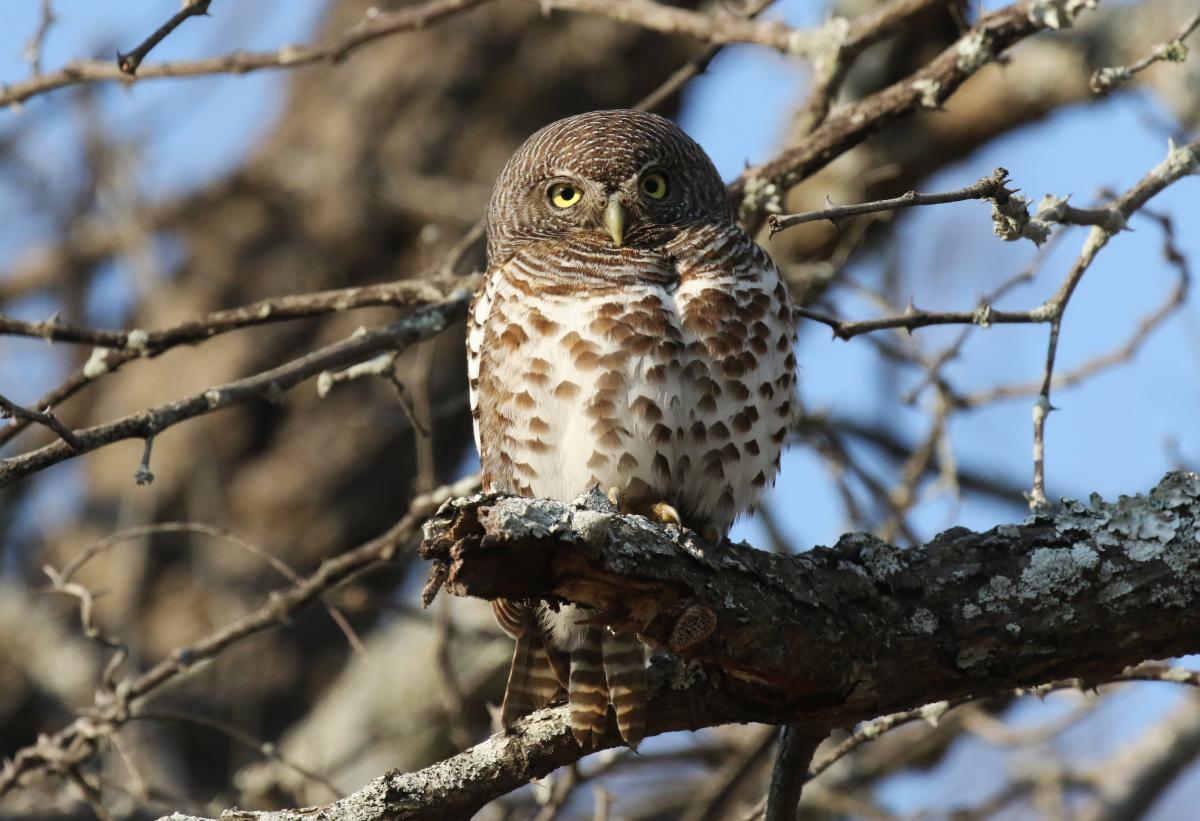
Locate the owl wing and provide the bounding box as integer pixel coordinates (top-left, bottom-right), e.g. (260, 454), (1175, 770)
(466, 270), (494, 488)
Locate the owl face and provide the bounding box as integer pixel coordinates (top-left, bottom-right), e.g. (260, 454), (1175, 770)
(486, 110), (732, 267)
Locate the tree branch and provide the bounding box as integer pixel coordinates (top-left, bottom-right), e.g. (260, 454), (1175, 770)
(420, 475), (1200, 711)
(157, 471), (1200, 819)
(732, 1), (1084, 227)
(117, 0), (213, 76)
(0, 292), (470, 488)
(0, 475), (481, 801)
(1090, 8), (1200, 93)
(767, 167), (1013, 234)
(0, 0), (489, 108)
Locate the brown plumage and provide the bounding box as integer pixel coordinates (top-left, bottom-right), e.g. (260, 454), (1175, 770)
(469, 110), (795, 748)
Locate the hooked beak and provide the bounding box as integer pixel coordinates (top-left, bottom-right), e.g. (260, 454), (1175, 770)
(604, 197), (626, 247)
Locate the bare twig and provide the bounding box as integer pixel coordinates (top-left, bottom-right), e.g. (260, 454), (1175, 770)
(0, 292), (470, 487)
(634, 0), (775, 113)
(0, 0), (489, 108)
(0, 275), (474, 449)
(1090, 9), (1200, 93)
(0, 275), (472, 350)
(117, 0), (213, 76)
(793, 140), (1198, 346)
(959, 210), (1190, 407)
(768, 167), (1012, 234)
(0, 390), (83, 450)
(23, 0), (55, 75)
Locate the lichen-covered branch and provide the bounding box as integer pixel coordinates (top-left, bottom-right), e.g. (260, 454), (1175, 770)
(158, 472), (1200, 820)
(421, 474), (1200, 712)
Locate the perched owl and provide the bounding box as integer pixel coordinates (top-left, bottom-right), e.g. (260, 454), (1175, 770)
(468, 109), (796, 748)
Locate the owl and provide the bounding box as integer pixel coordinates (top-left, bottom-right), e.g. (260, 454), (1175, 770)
(468, 109), (796, 748)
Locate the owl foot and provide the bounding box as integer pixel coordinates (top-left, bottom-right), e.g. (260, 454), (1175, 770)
(606, 488), (682, 529)
(649, 501), (682, 527)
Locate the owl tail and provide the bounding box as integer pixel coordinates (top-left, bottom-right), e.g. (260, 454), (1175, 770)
(494, 600), (564, 729)
(569, 626), (610, 748)
(568, 627), (647, 749)
(495, 601), (648, 749)
(602, 629), (647, 749)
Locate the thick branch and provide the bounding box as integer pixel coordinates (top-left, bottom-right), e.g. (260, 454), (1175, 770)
(420, 475), (1200, 713)
(162, 472), (1200, 820)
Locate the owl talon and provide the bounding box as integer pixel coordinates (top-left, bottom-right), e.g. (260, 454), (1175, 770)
(606, 486), (624, 510)
(650, 501), (682, 527)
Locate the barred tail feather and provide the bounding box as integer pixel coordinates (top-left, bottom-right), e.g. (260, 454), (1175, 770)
(494, 599), (561, 729)
(569, 626), (610, 748)
(603, 630), (647, 748)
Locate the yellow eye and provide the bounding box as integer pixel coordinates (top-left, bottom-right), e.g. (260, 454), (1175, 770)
(549, 183), (582, 209)
(640, 171), (668, 200)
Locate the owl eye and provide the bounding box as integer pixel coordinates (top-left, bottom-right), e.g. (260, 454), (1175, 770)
(549, 183), (582, 209)
(640, 171), (668, 200)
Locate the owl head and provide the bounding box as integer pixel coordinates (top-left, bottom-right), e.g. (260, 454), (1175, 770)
(486, 109), (732, 266)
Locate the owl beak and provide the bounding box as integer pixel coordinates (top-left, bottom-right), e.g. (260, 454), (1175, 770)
(604, 198), (626, 247)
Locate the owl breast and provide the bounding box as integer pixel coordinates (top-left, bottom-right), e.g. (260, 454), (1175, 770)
(469, 225), (796, 535)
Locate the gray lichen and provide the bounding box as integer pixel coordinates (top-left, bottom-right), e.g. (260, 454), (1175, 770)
(1019, 545), (1098, 601)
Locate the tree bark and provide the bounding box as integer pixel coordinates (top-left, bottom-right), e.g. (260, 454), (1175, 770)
(159, 471), (1200, 820)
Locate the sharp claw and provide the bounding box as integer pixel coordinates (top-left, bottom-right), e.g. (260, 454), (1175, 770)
(607, 486), (623, 510)
(650, 501), (682, 527)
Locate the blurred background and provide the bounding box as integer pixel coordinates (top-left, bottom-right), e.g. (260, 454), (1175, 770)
(1, 0), (1198, 818)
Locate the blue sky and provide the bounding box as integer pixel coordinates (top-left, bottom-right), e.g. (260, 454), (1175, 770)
(2, 1), (1198, 815)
